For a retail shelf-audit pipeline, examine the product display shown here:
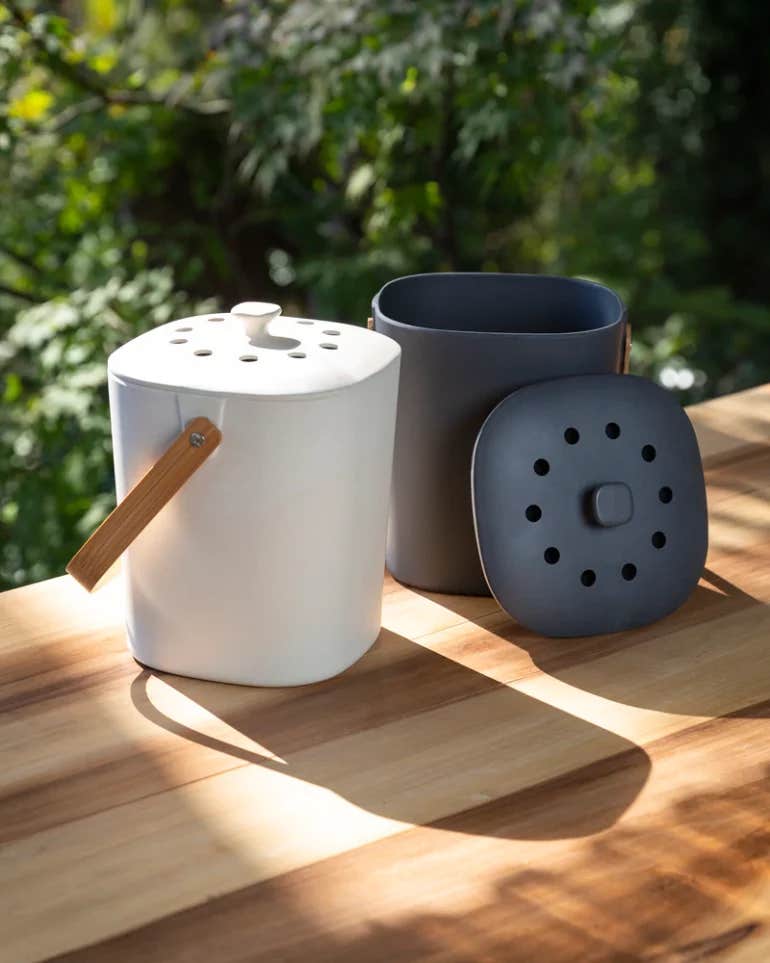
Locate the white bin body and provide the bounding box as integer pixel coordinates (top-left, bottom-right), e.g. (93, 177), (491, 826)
(107, 310), (400, 686)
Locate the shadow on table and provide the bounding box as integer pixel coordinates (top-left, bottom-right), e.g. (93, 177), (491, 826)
(413, 567), (770, 719)
(54, 716), (770, 963)
(131, 626), (651, 842)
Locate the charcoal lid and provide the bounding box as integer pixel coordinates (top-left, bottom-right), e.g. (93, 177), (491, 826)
(471, 374), (708, 637)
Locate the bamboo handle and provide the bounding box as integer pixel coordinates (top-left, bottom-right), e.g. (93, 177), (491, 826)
(67, 417), (222, 592)
(623, 321), (633, 374)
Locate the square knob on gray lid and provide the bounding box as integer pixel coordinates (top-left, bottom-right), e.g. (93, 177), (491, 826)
(471, 374), (708, 637)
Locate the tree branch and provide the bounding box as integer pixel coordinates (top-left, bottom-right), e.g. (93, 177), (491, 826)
(0, 243), (42, 276)
(0, 281), (37, 303)
(45, 95), (103, 131)
(7, 1), (230, 118)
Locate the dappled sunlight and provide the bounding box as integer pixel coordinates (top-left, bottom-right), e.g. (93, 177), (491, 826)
(381, 572), (500, 638)
(0, 574), (307, 958)
(691, 385), (770, 462)
(133, 633), (650, 844)
(166, 752), (412, 876)
(0, 565), (651, 959)
(143, 673), (288, 767)
(513, 670), (710, 741)
(708, 494), (770, 553)
(524, 595), (770, 719)
(73, 711), (770, 961)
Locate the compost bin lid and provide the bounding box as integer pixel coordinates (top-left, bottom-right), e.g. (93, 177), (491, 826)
(471, 373), (708, 637)
(108, 302), (400, 399)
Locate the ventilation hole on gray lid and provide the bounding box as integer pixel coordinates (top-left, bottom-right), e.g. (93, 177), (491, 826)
(297, 320), (314, 325)
(208, 316), (225, 323)
(642, 444), (656, 462)
(564, 427), (580, 445)
(239, 354), (258, 362)
(320, 342), (338, 350)
(323, 329), (340, 336)
(289, 351), (306, 359)
(659, 486), (673, 503)
(605, 422), (621, 439)
(170, 338), (187, 344)
(581, 569), (596, 587)
(194, 349), (212, 357)
(533, 458), (550, 476)
(175, 326), (192, 332)
(544, 547), (560, 565)
(652, 531), (666, 549)
(525, 504), (542, 522)
(621, 562), (637, 581)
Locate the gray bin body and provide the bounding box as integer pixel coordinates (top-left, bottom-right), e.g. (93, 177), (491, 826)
(372, 273), (627, 595)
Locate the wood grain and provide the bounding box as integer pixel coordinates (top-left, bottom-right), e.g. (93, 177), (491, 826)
(0, 384), (769, 963)
(66, 417), (221, 591)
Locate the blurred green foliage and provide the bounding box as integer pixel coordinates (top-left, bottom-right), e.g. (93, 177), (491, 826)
(0, 0), (768, 588)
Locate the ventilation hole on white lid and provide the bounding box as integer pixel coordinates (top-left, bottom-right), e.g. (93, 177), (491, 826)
(208, 316), (225, 323)
(642, 444), (656, 462)
(544, 547), (560, 565)
(297, 320), (314, 325)
(289, 351), (306, 359)
(659, 486), (673, 503)
(323, 329), (340, 336)
(605, 422), (621, 439)
(533, 458), (550, 476)
(170, 338), (188, 344)
(525, 504), (542, 522)
(621, 563), (637, 581)
(581, 569), (596, 587)
(194, 349), (213, 357)
(652, 531), (666, 549)
(564, 427), (580, 445)
(320, 342), (338, 350)
(239, 354), (258, 362)
(175, 326), (192, 332)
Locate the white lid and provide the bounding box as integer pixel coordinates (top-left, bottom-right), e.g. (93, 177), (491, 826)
(108, 302), (400, 399)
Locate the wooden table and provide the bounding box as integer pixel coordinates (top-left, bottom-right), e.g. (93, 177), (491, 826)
(2, 385), (770, 963)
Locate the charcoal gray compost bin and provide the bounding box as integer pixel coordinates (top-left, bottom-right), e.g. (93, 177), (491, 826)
(372, 272), (628, 595)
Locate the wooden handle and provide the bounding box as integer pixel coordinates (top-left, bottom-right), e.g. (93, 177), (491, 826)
(67, 417), (222, 592)
(622, 321), (633, 374)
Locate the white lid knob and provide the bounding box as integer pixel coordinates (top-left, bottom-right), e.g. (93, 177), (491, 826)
(231, 301), (282, 341)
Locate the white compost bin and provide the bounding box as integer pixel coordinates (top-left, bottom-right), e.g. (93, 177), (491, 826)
(105, 302), (400, 686)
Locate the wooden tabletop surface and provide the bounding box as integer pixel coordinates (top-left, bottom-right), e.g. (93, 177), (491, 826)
(2, 384), (770, 963)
